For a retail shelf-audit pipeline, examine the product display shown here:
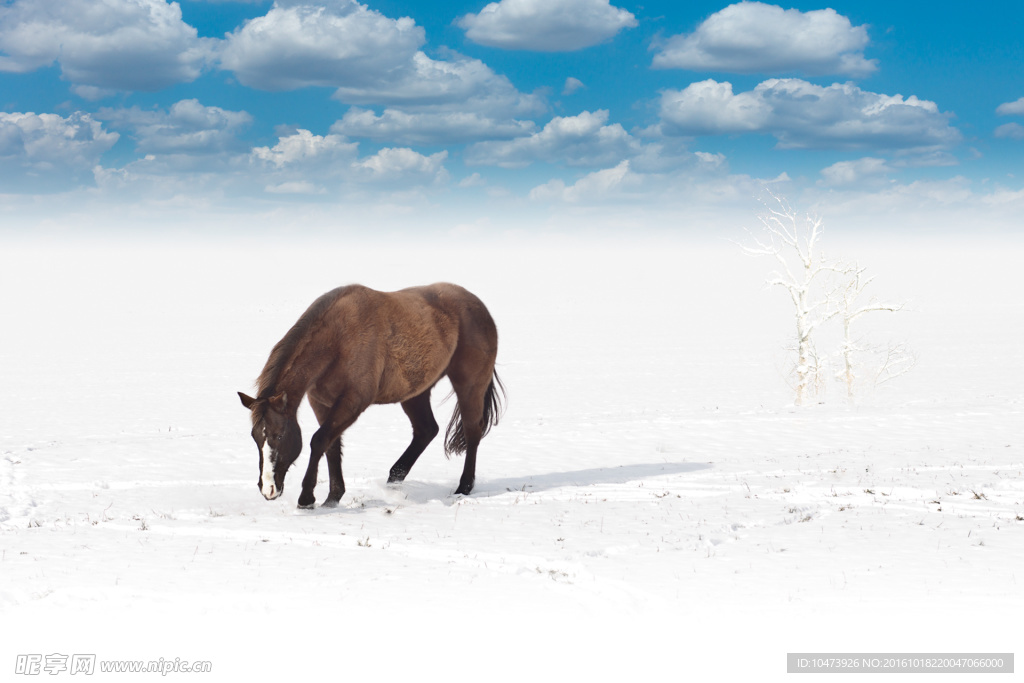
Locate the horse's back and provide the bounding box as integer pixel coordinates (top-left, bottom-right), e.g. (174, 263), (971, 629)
(399, 282), (497, 346)
(383, 283), (498, 396)
(304, 283), (495, 406)
(363, 284), (466, 404)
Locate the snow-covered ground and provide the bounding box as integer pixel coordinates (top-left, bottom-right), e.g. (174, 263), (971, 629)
(1, 235), (1021, 681)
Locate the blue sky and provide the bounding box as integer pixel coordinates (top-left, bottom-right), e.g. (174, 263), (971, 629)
(1, 0), (1022, 235)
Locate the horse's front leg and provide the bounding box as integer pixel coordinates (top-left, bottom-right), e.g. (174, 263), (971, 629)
(298, 427), (332, 509)
(297, 457), (319, 509)
(321, 436), (345, 507)
(303, 393), (368, 509)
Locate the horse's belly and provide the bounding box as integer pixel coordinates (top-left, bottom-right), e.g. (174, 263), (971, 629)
(374, 333), (454, 403)
(374, 350), (450, 404)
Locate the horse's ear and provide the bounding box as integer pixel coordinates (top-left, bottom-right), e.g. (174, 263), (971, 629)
(268, 392), (288, 411)
(238, 392), (257, 410)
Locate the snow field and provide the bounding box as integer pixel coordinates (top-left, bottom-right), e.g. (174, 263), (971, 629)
(1, 237), (1021, 680)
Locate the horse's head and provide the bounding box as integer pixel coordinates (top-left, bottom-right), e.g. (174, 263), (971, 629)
(238, 391), (303, 500)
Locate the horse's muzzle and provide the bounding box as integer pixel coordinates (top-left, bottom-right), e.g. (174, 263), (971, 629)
(260, 482), (282, 500)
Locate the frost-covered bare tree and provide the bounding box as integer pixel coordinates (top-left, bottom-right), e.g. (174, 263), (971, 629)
(742, 191), (845, 405)
(742, 192), (914, 404)
(837, 265), (915, 398)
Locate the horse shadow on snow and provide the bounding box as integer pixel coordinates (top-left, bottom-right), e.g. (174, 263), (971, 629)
(297, 461), (712, 514)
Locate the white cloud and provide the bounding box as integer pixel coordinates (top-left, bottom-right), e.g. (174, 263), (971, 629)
(980, 187), (1024, 206)
(90, 143), (259, 194)
(250, 129), (448, 187)
(801, 177), (982, 226)
(652, 1), (875, 77)
(996, 97), (1024, 116)
(86, 125), (452, 202)
(563, 77), (585, 95)
(265, 181), (325, 194)
(658, 79), (961, 151)
(528, 152), (737, 204)
(994, 123), (1024, 140)
(693, 151), (727, 168)
(517, 162), (1024, 236)
(99, 99), (252, 154)
(530, 160), (639, 202)
(330, 107), (535, 145)
(658, 80), (770, 133)
(218, 2), (543, 119)
(356, 148), (448, 183)
(251, 129), (358, 168)
(0, 111), (118, 171)
(465, 110), (644, 168)
(818, 157), (891, 187)
(72, 85), (118, 101)
(457, 0), (636, 52)
(219, 0), (424, 91)
(2, 0), (543, 139)
(330, 51), (543, 115)
(0, 0), (212, 90)
(459, 173), (486, 188)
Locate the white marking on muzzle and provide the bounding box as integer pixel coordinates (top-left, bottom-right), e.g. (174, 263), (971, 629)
(261, 449), (280, 499)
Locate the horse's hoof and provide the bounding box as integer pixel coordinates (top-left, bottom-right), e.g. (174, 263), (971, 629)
(320, 499), (339, 509)
(297, 500), (316, 509)
(454, 485), (473, 496)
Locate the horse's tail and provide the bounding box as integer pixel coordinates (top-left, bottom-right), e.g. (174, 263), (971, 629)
(444, 370), (506, 457)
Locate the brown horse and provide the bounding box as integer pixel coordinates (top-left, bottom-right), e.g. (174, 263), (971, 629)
(238, 283), (504, 508)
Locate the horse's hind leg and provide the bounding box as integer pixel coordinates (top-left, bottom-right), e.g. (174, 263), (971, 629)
(388, 389), (439, 484)
(453, 394), (485, 496)
(449, 372), (491, 496)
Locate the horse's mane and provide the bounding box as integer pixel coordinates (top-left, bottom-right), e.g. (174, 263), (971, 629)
(250, 286), (355, 426)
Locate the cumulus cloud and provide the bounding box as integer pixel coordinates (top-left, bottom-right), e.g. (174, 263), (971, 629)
(818, 157), (891, 187)
(251, 129), (358, 168)
(529, 160), (638, 201)
(994, 98), (1024, 139)
(72, 85), (118, 101)
(219, 0), (424, 91)
(330, 108), (535, 145)
(527, 151), (745, 207)
(658, 80), (769, 133)
(250, 128), (448, 188)
(995, 97), (1024, 116)
(0, 111), (118, 173)
(459, 173), (486, 188)
(98, 99), (252, 154)
(330, 50), (543, 115)
(563, 77), (585, 95)
(457, 0), (636, 52)
(356, 148), (448, 183)
(658, 79), (961, 151)
(264, 180), (325, 195)
(652, 1), (875, 77)
(90, 127), (448, 200)
(0, 0), (212, 90)
(217, 2), (542, 123)
(994, 123), (1024, 140)
(465, 110), (645, 168)
(91, 150), (255, 199)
